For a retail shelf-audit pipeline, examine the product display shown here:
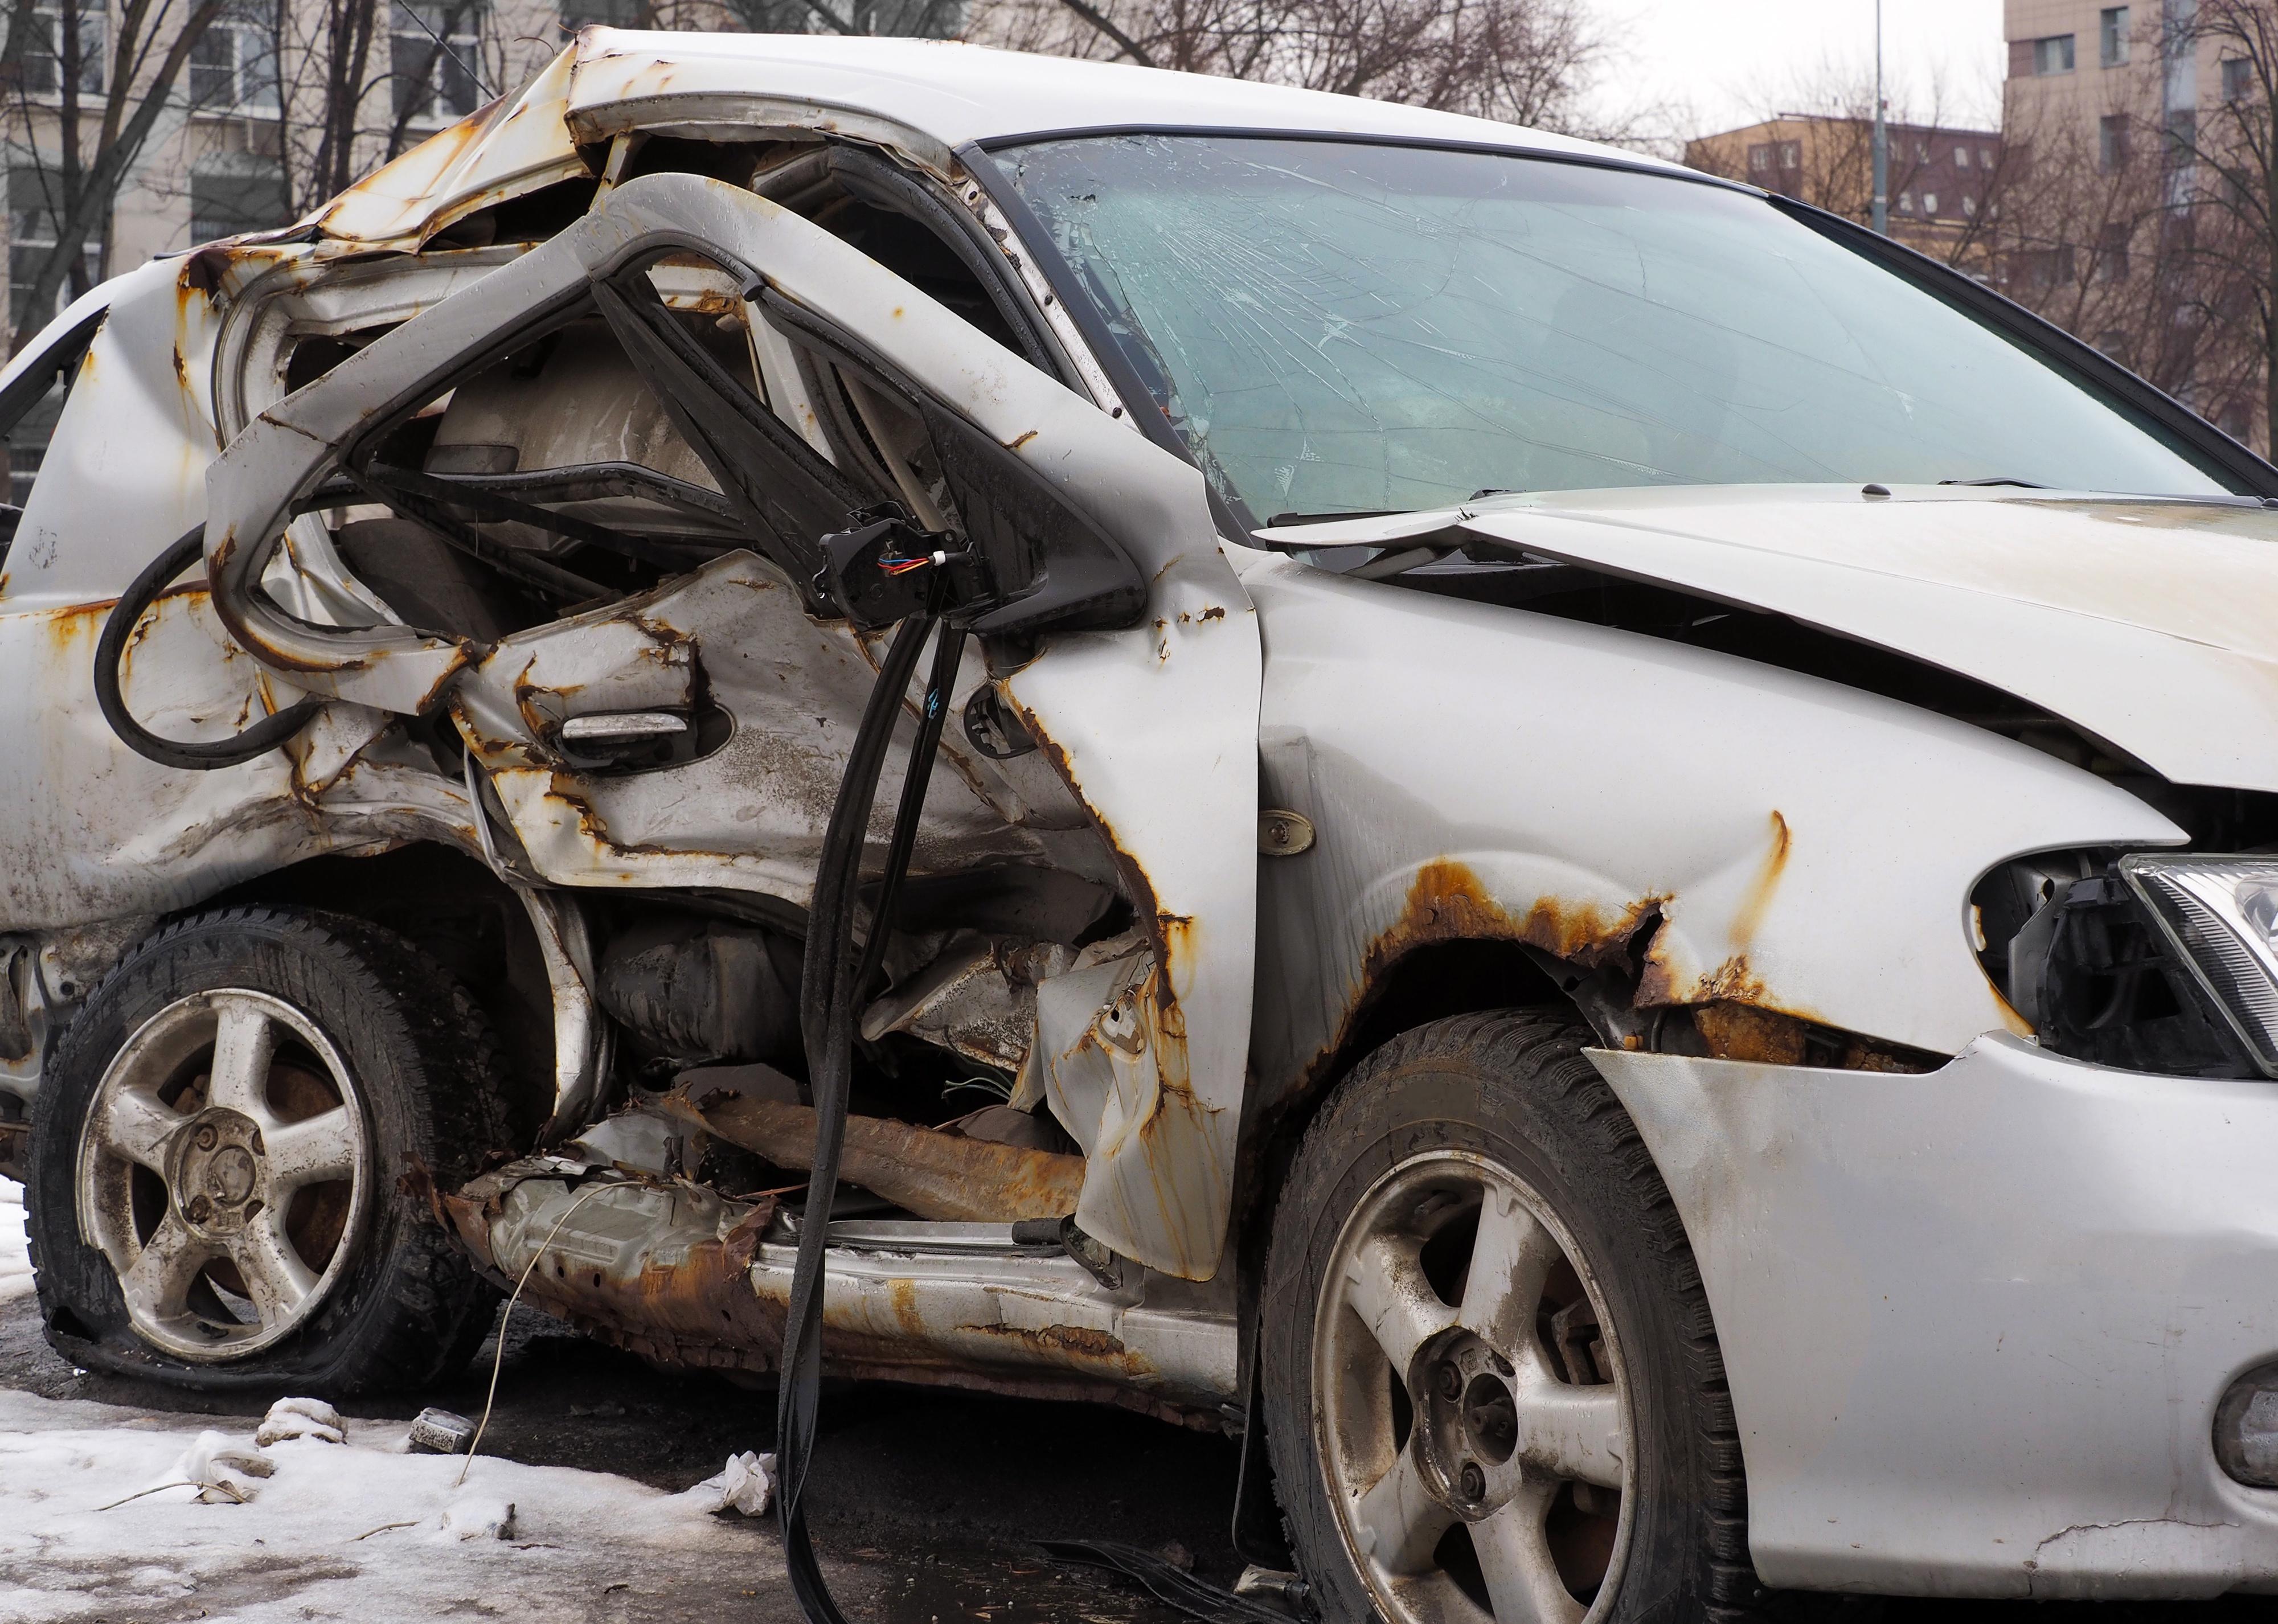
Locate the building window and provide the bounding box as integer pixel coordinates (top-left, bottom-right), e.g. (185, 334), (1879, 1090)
(1777, 141), (1800, 169)
(2097, 221), (2132, 282)
(1956, 145), (1972, 169)
(1747, 143), (1771, 172)
(189, 154), (287, 244)
(1897, 191), (1913, 214)
(6, 4), (106, 97)
(391, 2), (482, 127)
(2224, 57), (2255, 104)
(2035, 34), (2076, 75)
(1915, 140), (1929, 161)
(1923, 191), (1939, 216)
(1962, 194), (1978, 217)
(2101, 7), (2130, 68)
(1982, 146), (1996, 167)
(190, 0), (280, 112)
(2100, 114), (2130, 173)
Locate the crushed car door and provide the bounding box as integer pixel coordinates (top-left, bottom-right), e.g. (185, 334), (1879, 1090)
(202, 173), (1261, 1282)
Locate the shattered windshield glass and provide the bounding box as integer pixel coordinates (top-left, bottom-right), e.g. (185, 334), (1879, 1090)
(995, 135), (2235, 520)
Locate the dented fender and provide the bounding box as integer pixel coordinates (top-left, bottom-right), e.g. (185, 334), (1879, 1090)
(1240, 552), (2186, 1098)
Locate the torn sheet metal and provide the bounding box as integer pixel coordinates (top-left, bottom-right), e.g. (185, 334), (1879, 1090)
(305, 44), (591, 252)
(210, 171), (1261, 1282)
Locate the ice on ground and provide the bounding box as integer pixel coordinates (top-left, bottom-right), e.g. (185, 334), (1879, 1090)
(1, 1182), (30, 1302)
(0, 1385), (783, 1623)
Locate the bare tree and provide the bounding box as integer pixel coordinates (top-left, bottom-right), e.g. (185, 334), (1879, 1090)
(972, 0), (1613, 136)
(2, 0), (229, 347)
(2165, 0), (2278, 444)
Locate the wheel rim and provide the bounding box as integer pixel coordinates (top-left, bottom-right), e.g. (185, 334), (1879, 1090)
(1313, 1150), (1633, 1624)
(74, 989), (371, 1361)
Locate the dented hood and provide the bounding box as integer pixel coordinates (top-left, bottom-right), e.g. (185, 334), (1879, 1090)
(1261, 485), (2278, 794)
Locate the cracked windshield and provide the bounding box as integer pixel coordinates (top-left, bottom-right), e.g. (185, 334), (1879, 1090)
(999, 134), (2236, 523)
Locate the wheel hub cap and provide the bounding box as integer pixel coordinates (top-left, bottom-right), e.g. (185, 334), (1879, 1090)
(171, 1110), (267, 1234)
(1412, 1331), (1523, 1519)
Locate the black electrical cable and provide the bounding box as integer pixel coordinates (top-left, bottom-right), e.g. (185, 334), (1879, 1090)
(778, 609), (962, 1624)
(94, 526), (325, 772)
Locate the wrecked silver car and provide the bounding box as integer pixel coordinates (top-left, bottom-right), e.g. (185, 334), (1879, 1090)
(9, 27), (2278, 1620)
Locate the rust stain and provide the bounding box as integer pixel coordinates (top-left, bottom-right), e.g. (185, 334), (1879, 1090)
(957, 1322), (1140, 1368)
(1005, 429), (1039, 451)
(1694, 1000), (1806, 1065)
(1728, 810), (1791, 948)
(888, 1277), (924, 1338)
(443, 1186), (788, 1372)
(659, 1088), (1085, 1223)
(1197, 606), (1226, 622)
(1367, 859), (1662, 985)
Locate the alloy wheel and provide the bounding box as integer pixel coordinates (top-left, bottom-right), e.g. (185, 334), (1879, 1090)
(74, 989), (370, 1360)
(1313, 1149), (1633, 1624)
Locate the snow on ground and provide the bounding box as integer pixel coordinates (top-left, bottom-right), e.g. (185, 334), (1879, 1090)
(1, 1181), (28, 1302)
(0, 1383), (785, 1622)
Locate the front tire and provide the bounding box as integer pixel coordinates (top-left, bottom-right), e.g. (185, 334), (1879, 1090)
(27, 907), (510, 1393)
(1260, 1011), (1753, 1623)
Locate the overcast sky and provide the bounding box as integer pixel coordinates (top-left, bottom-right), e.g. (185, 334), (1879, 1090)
(1588, 0), (2009, 141)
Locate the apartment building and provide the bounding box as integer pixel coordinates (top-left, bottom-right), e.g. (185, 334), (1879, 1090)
(1686, 114), (2005, 266)
(2000, 2), (2268, 439)
(2004, 3), (2227, 150)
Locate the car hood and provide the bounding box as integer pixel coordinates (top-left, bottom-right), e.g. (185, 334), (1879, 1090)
(1254, 485), (2278, 794)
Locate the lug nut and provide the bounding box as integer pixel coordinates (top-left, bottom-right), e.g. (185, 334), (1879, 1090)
(1459, 1462), (1485, 1500)
(1436, 1361), (1463, 1400)
(194, 1124), (218, 1151)
(187, 1195), (211, 1223)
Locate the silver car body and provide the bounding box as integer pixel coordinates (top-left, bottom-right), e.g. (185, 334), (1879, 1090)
(3, 30), (2276, 1600)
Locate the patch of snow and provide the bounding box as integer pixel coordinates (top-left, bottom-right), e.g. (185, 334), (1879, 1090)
(255, 1396), (344, 1446)
(0, 1384), (783, 1622)
(1, 1181), (30, 1302)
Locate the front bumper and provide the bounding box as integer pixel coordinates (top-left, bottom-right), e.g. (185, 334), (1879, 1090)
(1591, 1035), (2278, 1599)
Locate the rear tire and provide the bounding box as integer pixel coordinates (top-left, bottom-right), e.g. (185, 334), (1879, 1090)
(27, 906), (511, 1393)
(1260, 1010), (1755, 1623)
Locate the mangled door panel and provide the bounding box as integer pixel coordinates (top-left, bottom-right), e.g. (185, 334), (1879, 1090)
(205, 174), (1261, 1280)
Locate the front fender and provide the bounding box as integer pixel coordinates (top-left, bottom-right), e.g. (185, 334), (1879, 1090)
(1243, 554), (2185, 1094)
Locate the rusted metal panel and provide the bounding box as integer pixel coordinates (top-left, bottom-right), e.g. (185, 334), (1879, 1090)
(443, 1155), (1236, 1418)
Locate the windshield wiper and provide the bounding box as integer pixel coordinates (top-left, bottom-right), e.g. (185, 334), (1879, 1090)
(1265, 507), (1410, 526)
(1937, 476), (2046, 489)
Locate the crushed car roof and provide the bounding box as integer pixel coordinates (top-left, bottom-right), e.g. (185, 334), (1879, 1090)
(306, 28), (1676, 249)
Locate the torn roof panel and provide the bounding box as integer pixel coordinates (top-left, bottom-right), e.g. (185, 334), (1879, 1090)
(302, 28), (1683, 253)
(305, 44), (590, 251)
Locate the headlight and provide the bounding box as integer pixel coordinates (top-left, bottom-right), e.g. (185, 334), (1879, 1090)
(2119, 855), (2278, 1075)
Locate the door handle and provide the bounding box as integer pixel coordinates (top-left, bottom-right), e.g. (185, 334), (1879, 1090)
(555, 710), (689, 769)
